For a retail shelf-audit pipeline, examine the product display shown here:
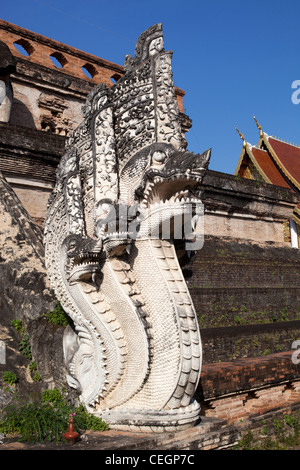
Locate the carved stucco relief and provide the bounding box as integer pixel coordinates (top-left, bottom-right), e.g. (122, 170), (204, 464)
(44, 23), (211, 431)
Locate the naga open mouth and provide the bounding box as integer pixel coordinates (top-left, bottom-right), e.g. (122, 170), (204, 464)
(131, 170), (204, 245)
(68, 253), (103, 284)
(137, 147), (211, 208)
(65, 236), (104, 284)
(66, 235), (131, 284)
(72, 253), (102, 269)
(140, 171), (202, 208)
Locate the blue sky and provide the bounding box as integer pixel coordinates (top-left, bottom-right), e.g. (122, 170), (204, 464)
(1, 0), (300, 175)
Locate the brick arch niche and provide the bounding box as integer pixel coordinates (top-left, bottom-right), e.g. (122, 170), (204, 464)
(81, 62), (98, 79)
(13, 38), (34, 56)
(49, 51), (68, 69)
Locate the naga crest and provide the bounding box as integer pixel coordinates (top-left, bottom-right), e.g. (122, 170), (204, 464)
(44, 23), (211, 431)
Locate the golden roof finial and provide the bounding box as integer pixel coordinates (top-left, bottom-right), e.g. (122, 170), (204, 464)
(235, 126), (247, 147)
(253, 115), (263, 136)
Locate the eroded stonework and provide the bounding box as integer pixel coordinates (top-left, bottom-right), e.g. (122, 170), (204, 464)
(0, 40), (16, 123)
(44, 24), (210, 431)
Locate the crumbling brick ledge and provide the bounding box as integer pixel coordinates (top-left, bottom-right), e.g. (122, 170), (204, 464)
(197, 351), (300, 423)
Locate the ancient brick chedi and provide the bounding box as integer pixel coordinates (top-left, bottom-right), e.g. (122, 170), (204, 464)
(44, 24), (210, 431)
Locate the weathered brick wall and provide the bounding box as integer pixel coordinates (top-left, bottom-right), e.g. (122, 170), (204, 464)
(184, 236), (300, 328)
(0, 123), (64, 179)
(182, 234), (300, 416)
(0, 20), (192, 224)
(0, 19), (124, 87)
(0, 19), (122, 136)
(0, 20), (188, 135)
(200, 170), (298, 244)
(201, 321), (300, 364)
(0, 122), (64, 221)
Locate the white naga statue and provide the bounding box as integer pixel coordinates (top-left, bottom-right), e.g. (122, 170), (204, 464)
(44, 24), (211, 431)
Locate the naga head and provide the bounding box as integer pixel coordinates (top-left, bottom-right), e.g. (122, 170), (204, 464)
(118, 142), (211, 245)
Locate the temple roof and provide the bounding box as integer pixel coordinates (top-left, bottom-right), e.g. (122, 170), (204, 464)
(234, 118), (300, 223)
(265, 137), (300, 191)
(235, 119), (300, 190)
(251, 146), (291, 188)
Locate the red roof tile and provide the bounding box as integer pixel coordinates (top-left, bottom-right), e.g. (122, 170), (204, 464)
(251, 147), (291, 189)
(268, 138), (300, 189)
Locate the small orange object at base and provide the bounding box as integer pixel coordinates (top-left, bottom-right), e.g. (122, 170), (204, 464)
(64, 414), (79, 445)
